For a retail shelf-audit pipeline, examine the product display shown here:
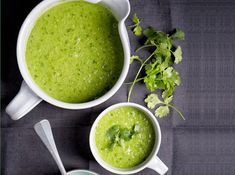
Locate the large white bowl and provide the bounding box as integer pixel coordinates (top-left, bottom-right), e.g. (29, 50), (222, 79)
(6, 0), (131, 120)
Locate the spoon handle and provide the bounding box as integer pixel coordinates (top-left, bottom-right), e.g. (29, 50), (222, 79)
(34, 119), (67, 175)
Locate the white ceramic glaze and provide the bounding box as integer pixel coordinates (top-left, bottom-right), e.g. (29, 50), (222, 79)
(89, 103), (168, 175)
(6, 0), (130, 120)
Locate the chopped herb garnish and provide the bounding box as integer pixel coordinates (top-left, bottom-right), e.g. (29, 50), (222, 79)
(106, 124), (141, 149)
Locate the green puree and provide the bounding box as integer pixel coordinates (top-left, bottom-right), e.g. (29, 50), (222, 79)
(26, 1), (123, 103)
(95, 107), (155, 168)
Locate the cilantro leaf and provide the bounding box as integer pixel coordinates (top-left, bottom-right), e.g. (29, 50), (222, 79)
(162, 90), (173, 103)
(132, 13), (140, 24)
(106, 124), (141, 149)
(107, 142), (115, 150)
(172, 69), (181, 86)
(162, 67), (181, 86)
(144, 65), (180, 94)
(173, 46), (183, 64)
(144, 77), (165, 91)
(163, 67), (174, 78)
(162, 90), (169, 99)
(143, 27), (156, 38)
(164, 95), (173, 104)
(170, 28), (185, 40)
(133, 25), (142, 36)
(145, 31), (172, 49)
(130, 14), (142, 36)
(120, 128), (132, 141)
(106, 125), (120, 142)
(144, 93), (162, 109)
(144, 61), (165, 91)
(155, 106), (170, 118)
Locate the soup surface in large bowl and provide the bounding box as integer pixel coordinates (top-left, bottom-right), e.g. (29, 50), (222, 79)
(26, 1), (123, 103)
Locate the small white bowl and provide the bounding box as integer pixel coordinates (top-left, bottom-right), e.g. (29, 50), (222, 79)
(89, 102), (168, 175)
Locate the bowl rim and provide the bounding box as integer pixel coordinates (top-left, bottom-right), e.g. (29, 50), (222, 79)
(67, 169), (99, 175)
(16, 0), (130, 109)
(89, 102), (162, 174)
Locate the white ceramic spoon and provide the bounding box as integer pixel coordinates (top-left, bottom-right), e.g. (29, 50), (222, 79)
(34, 119), (98, 175)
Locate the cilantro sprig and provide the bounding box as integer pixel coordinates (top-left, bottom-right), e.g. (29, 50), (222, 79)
(106, 124), (141, 149)
(128, 14), (185, 120)
(128, 13), (142, 36)
(145, 94), (185, 119)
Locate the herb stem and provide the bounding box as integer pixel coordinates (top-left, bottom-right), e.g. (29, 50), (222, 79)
(166, 103), (185, 120)
(135, 44), (155, 52)
(137, 77), (144, 82)
(128, 52), (155, 102)
(128, 24), (138, 29)
(135, 57), (143, 64)
(124, 78), (144, 85)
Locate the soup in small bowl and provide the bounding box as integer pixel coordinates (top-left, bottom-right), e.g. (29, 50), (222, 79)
(90, 103), (168, 174)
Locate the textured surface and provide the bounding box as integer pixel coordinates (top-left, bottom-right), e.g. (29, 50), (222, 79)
(1, 0), (235, 174)
(26, 1), (123, 103)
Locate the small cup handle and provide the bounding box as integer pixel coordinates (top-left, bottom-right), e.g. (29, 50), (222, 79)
(5, 81), (42, 120)
(147, 156), (168, 175)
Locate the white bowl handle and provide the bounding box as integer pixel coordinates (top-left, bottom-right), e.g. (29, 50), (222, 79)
(120, 23), (130, 51)
(5, 81), (42, 120)
(147, 156), (168, 175)
(101, 0), (130, 21)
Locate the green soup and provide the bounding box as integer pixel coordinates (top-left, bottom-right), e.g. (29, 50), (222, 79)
(95, 106), (156, 168)
(26, 1), (123, 103)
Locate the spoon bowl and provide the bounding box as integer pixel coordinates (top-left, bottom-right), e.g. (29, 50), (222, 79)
(34, 119), (98, 175)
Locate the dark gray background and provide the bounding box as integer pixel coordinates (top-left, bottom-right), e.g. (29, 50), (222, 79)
(2, 0), (235, 174)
